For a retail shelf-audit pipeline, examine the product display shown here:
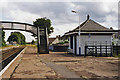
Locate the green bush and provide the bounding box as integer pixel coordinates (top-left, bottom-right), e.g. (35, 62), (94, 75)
(112, 41), (114, 45)
(31, 40), (35, 45)
(64, 40), (69, 43)
(57, 42), (64, 44)
(113, 52), (120, 58)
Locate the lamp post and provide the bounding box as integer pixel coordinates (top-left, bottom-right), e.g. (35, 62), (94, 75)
(72, 10), (81, 55)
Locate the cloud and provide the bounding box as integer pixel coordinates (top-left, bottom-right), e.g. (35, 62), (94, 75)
(2, 2), (118, 24)
(0, 1), (118, 41)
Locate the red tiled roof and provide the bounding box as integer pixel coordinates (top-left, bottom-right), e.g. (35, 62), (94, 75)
(49, 38), (56, 44)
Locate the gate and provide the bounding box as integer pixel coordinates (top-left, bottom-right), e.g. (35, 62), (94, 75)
(85, 41), (113, 57)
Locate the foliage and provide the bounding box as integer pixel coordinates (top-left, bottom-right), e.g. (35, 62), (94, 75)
(64, 40), (69, 43)
(113, 52), (120, 58)
(57, 40), (69, 45)
(0, 30), (6, 47)
(112, 41), (114, 45)
(33, 17), (54, 36)
(113, 54), (120, 58)
(57, 42), (64, 44)
(7, 32), (26, 45)
(31, 40), (35, 45)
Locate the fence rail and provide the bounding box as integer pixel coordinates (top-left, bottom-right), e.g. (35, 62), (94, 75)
(85, 45), (113, 57)
(85, 41), (120, 57)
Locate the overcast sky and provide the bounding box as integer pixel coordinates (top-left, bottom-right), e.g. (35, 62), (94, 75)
(0, 0), (119, 42)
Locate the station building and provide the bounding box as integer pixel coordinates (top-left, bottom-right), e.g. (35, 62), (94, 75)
(65, 15), (117, 55)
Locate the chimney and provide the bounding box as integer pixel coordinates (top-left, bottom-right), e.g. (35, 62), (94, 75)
(87, 14), (90, 20)
(56, 35), (61, 40)
(110, 27), (113, 30)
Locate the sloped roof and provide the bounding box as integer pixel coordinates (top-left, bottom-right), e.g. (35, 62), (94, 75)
(49, 38), (56, 44)
(84, 20), (111, 30)
(65, 17), (117, 35)
(73, 19), (114, 31)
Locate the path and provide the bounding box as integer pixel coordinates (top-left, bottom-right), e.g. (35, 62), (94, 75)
(39, 55), (81, 78)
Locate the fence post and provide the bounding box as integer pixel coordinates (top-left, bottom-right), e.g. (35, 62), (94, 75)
(100, 43), (102, 57)
(93, 42), (94, 56)
(117, 45), (118, 56)
(95, 46), (97, 57)
(111, 45), (113, 57)
(84, 46), (87, 57)
(106, 41), (107, 57)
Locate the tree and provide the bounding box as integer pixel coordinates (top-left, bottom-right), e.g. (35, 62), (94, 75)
(31, 40), (35, 45)
(0, 30), (6, 47)
(7, 32), (26, 45)
(33, 17), (54, 35)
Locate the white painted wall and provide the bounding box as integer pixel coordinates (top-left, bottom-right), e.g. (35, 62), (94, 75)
(69, 35), (112, 55)
(79, 35), (112, 55)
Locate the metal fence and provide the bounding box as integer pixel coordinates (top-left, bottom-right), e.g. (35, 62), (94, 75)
(0, 21), (37, 36)
(85, 41), (120, 57)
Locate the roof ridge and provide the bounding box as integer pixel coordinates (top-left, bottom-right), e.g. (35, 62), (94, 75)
(72, 19), (89, 31)
(80, 19), (90, 30)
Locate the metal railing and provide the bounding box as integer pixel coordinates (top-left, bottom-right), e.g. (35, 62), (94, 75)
(84, 41), (119, 57)
(0, 21), (37, 36)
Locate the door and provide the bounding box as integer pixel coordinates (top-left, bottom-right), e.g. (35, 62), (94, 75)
(70, 36), (73, 49)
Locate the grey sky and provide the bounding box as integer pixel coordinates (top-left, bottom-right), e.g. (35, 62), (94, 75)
(0, 0), (118, 42)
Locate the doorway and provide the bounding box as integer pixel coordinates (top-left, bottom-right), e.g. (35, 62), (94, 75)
(74, 36), (77, 55)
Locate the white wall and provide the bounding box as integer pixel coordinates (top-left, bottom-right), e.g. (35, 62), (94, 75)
(68, 37), (71, 49)
(78, 35), (112, 55)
